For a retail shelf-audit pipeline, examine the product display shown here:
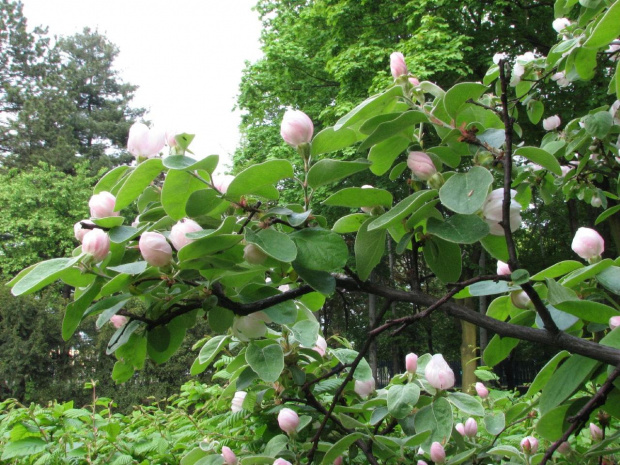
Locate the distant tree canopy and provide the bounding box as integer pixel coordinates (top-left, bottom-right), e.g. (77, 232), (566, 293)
(0, 0), (144, 173)
(233, 0), (558, 171)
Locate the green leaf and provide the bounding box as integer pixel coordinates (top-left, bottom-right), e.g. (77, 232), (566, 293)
(426, 146), (461, 168)
(94, 297), (131, 328)
(12, 257), (81, 296)
(323, 187), (393, 208)
(186, 189), (225, 217)
(311, 126), (362, 157)
(355, 218), (386, 281)
(161, 169), (205, 220)
(597, 266), (620, 295)
(368, 190), (438, 231)
(480, 234), (509, 262)
(539, 354), (599, 414)
(1, 437), (47, 460)
(447, 392), (485, 416)
(583, 1), (620, 49)
(560, 258), (613, 287)
(114, 158), (163, 210)
(387, 384), (420, 419)
(583, 111), (613, 139)
(596, 204), (620, 226)
(94, 166), (130, 194)
(443, 82), (488, 119)
(484, 335), (518, 367)
(264, 435), (289, 458)
(112, 361), (134, 384)
(484, 412), (506, 435)
(427, 215), (490, 244)
(198, 335), (231, 366)
(555, 300), (619, 324)
(525, 351), (571, 398)
(62, 278), (104, 340)
(292, 263), (335, 295)
(367, 136), (410, 175)
(334, 85), (403, 131)
(413, 397), (453, 451)
(545, 278), (579, 305)
(422, 236), (462, 283)
(246, 228), (297, 263)
(208, 307), (235, 333)
(147, 315), (191, 364)
(534, 305), (580, 331)
(574, 47), (598, 80)
(245, 340), (285, 383)
(107, 261), (148, 275)
(162, 154), (218, 173)
(332, 349), (373, 381)
(178, 234), (243, 262)
(359, 110), (427, 151)
(108, 226), (140, 243)
(439, 166), (493, 214)
(307, 159), (371, 188)
(320, 433), (365, 465)
(106, 320), (142, 355)
(290, 229), (348, 271)
(527, 100), (544, 124)
(514, 147), (562, 176)
(531, 261), (583, 280)
(92, 216), (125, 228)
(332, 213), (369, 233)
(226, 160), (294, 201)
(292, 320), (320, 347)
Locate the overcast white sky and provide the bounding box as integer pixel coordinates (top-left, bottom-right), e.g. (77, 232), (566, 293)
(21, 0), (263, 172)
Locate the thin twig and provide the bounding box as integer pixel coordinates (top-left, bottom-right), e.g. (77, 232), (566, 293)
(540, 366), (620, 464)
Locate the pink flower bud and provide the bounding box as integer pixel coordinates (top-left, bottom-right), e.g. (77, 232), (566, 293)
(609, 43), (620, 61)
(221, 446), (238, 465)
(231, 391), (247, 413)
(165, 129), (179, 147)
(481, 188), (522, 236)
(510, 290), (531, 309)
(82, 229), (110, 263)
(552, 17), (571, 33)
(212, 174), (235, 194)
(475, 382), (489, 399)
(409, 77), (420, 86)
(542, 115), (561, 131)
(590, 422), (603, 441)
(110, 315), (128, 329)
(127, 122), (166, 158)
(560, 165), (573, 177)
(273, 460), (292, 465)
(170, 218), (202, 250)
(557, 441), (571, 455)
(493, 52), (508, 64)
(610, 316), (620, 330)
(430, 442), (446, 464)
(89, 191), (119, 218)
(280, 109), (314, 148)
(406, 353), (418, 374)
(232, 314), (268, 341)
(313, 335), (327, 356)
(244, 243), (268, 265)
(407, 151), (437, 181)
(390, 52), (408, 79)
(424, 354), (455, 390)
(278, 408), (299, 435)
(496, 260), (511, 275)
(139, 231), (172, 267)
(333, 457), (343, 465)
(354, 378), (376, 398)
(417, 461), (428, 465)
(464, 418), (478, 438)
(74, 220), (95, 242)
(520, 436), (539, 454)
(571, 227), (604, 260)
(551, 71), (570, 87)
(455, 423), (465, 436)
(360, 185), (374, 213)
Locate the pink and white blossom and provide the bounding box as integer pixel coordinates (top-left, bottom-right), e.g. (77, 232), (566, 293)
(407, 152), (437, 181)
(170, 218), (202, 250)
(278, 408), (299, 435)
(280, 109), (314, 148)
(82, 229), (110, 263)
(390, 52), (408, 79)
(481, 189), (522, 236)
(231, 391), (247, 413)
(89, 191), (119, 218)
(110, 315), (128, 329)
(127, 122), (166, 158)
(425, 354), (455, 390)
(543, 115), (561, 131)
(354, 378), (376, 398)
(430, 442), (446, 464)
(406, 353), (418, 374)
(139, 232), (173, 267)
(571, 227), (604, 261)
